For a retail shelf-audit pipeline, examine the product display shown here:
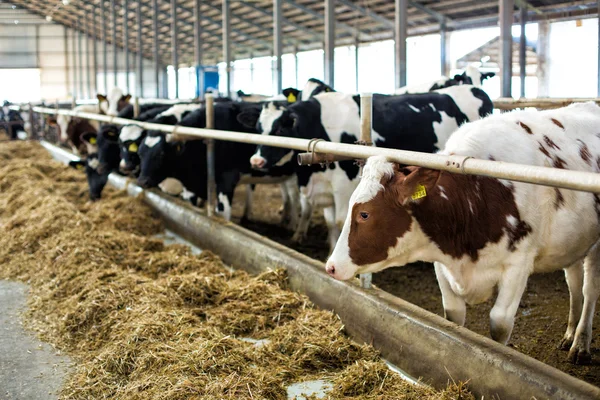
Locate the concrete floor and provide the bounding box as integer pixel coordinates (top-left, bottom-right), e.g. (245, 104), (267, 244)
(0, 281), (71, 400)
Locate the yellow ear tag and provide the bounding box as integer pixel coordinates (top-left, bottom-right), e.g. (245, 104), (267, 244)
(76, 164), (85, 171)
(287, 92), (297, 103)
(128, 143), (138, 152)
(411, 184), (427, 200)
(89, 137), (97, 145)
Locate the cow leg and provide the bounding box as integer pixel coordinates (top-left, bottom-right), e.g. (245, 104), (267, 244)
(216, 170), (241, 221)
(241, 184), (255, 223)
(434, 262), (466, 326)
(282, 177), (300, 230)
(568, 241), (600, 365)
(489, 260), (531, 345)
(323, 206), (340, 255)
(559, 261), (584, 350)
(292, 192), (312, 243)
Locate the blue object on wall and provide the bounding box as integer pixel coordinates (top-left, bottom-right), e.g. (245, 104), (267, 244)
(196, 65), (219, 98)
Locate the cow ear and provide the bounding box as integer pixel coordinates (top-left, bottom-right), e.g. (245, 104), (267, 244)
(121, 94), (132, 102)
(69, 160), (86, 171)
(282, 88), (300, 103)
(482, 72), (495, 80)
(97, 94), (108, 103)
(81, 131), (98, 145)
(103, 126), (120, 141)
(391, 166), (440, 206)
(237, 108), (260, 128)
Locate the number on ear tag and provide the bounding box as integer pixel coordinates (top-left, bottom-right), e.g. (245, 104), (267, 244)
(128, 143), (138, 152)
(411, 184), (427, 200)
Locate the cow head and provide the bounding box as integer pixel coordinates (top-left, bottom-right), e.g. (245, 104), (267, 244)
(326, 156), (439, 280)
(80, 130), (98, 155)
(69, 153), (109, 201)
(95, 124), (121, 174)
(97, 87), (132, 116)
(118, 125), (146, 176)
(137, 132), (181, 188)
(455, 65), (496, 88)
(301, 78), (334, 101)
(242, 102), (296, 170)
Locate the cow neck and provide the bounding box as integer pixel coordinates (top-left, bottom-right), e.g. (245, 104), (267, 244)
(292, 98), (326, 141)
(408, 171), (531, 262)
(167, 141), (208, 197)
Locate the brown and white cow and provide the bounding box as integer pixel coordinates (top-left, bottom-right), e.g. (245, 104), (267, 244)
(326, 102), (600, 364)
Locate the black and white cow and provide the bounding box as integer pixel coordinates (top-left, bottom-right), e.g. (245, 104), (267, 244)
(241, 85), (493, 251)
(117, 104), (203, 176)
(395, 64), (495, 94)
(116, 103), (174, 120)
(69, 153), (107, 201)
(137, 101), (299, 223)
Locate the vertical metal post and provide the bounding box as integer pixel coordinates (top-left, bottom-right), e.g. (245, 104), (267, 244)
(500, 0), (514, 98)
(137, 1), (143, 97)
(223, 0), (231, 97)
(358, 92), (373, 289)
(152, 0), (160, 98)
(250, 54), (255, 92)
(111, 0), (118, 87)
(78, 27), (84, 98)
(324, 0), (335, 87)
(72, 28), (78, 100)
(134, 96), (140, 118)
(519, 5), (527, 98)
(395, 0), (407, 88)
(440, 19), (447, 77)
(294, 47), (299, 88)
(194, 0), (203, 98)
(92, 7), (98, 95)
(85, 11), (92, 99)
(355, 39), (359, 92)
(101, 0), (108, 94)
(537, 21), (549, 97)
(123, 0), (130, 93)
(171, 0), (179, 99)
(205, 94), (216, 217)
(598, 0), (600, 96)
(63, 26), (70, 98)
(273, 0), (283, 94)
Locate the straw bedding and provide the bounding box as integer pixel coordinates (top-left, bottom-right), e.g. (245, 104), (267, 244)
(0, 141), (473, 399)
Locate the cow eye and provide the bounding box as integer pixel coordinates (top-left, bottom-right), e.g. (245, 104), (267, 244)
(360, 212), (369, 220)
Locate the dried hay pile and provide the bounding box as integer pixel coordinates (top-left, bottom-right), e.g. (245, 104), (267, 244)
(0, 141), (473, 399)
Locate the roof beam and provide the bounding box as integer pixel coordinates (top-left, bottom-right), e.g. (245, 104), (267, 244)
(283, 0), (375, 40)
(237, 1), (322, 42)
(408, 0), (454, 23)
(337, 0), (394, 29)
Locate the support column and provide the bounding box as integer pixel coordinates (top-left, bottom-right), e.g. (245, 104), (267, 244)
(137, 1), (143, 97)
(194, 0), (203, 98)
(123, 0), (130, 93)
(223, 0), (231, 97)
(85, 11), (92, 99)
(101, 0), (108, 94)
(519, 5), (527, 98)
(395, 0), (407, 88)
(273, 0), (283, 94)
(171, 0), (179, 99)
(72, 29), (77, 99)
(499, 0), (514, 98)
(537, 20), (550, 97)
(63, 26), (70, 98)
(153, 0), (160, 98)
(440, 19), (448, 77)
(78, 28), (84, 98)
(355, 39), (359, 92)
(111, 0), (117, 87)
(92, 7), (98, 95)
(294, 47), (299, 89)
(324, 0), (335, 88)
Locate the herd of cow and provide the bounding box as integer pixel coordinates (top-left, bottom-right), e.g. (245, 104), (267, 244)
(32, 64), (600, 366)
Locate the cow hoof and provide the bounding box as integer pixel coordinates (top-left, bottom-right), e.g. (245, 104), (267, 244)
(558, 336), (573, 350)
(568, 348), (592, 365)
(291, 233), (305, 244)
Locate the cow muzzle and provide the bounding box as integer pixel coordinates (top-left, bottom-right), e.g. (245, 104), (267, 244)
(250, 154), (267, 169)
